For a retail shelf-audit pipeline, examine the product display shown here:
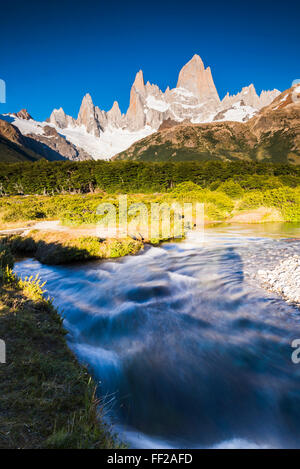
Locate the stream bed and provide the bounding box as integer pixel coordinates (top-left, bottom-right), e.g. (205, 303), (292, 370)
(14, 223), (300, 448)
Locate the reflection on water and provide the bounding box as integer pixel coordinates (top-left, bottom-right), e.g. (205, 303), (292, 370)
(207, 221), (300, 239)
(14, 224), (300, 449)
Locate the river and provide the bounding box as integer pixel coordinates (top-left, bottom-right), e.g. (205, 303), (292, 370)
(14, 223), (300, 449)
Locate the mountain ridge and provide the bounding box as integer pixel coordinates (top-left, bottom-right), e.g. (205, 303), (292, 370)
(113, 85), (300, 164)
(0, 54), (282, 161)
(46, 54), (280, 159)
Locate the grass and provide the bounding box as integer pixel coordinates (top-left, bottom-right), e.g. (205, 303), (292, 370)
(1, 231), (143, 265)
(0, 179), (300, 258)
(0, 246), (119, 448)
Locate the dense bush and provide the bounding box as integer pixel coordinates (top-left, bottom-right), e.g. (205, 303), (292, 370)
(0, 245), (14, 271)
(238, 187), (300, 221)
(0, 160), (299, 196)
(170, 181), (202, 195)
(216, 181), (244, 199)
(0, 160), (300, 226)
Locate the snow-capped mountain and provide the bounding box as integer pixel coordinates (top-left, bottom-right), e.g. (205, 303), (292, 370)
(1, 54), (280, 160)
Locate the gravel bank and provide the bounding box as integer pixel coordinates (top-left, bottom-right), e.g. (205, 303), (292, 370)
(257, 255), (300, 306)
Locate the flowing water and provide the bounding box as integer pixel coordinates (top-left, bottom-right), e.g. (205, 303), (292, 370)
(14, 223), (300, 449)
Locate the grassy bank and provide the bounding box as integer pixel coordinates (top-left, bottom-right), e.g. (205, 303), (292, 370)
(3, 231), (143, 265)
(0, 179), (299, 267)
(0, 247), (119, 449)
(0, 181), (300, 229)
(1, 176), (300, 229)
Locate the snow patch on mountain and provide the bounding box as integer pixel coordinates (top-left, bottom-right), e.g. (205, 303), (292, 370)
(56, 124), (155, 160)
(1, 113), (155, 160)
(146, 96), (169, 112)
(172, 87), (195, 98)
(6, 116), (47, 136)
(215, 102), (257, 122)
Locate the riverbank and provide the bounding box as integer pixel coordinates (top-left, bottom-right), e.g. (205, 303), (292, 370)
(1, 179), (300, 232)
(0, 247), (119, 449)
(257, 255), (300, 306)
(1, 231), (144, 265)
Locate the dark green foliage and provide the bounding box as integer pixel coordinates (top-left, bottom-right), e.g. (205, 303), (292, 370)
(215, 181), (244, 199)
(0, 160), (300, 195)
(0, 245), (14, 271)
(0, 245), (14, 283)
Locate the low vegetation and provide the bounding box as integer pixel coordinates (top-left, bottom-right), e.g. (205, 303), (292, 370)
(1, 232), (143, 265)
(0, 245), (119, 448)
(0, 161), (299, 266)
(0, 172), (300, 233)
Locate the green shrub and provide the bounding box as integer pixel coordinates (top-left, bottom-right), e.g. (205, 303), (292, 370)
(18, 274), (47, 301)
(238, 187), (300, 221)
(0, 244), (14, 271)
(171, 181), (202, 195)
(238, 175), (284, 191)
(216, 181), (244, 199)
(238, 191), (265, 210)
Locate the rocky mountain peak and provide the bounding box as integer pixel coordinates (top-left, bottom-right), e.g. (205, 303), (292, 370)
(221, 84), (280, 111)
(190, 54), (205, 67)
(110, 101), (121, 113)
(107, 101), (124, 128)
(132, 70), (145, 95)
(77, 93), (102, 137)
(126, 71), (147, 130)
(176, 55), (220, 103)
(81, 93), (93, 105)
(13, 109), (33, 120)
(49, 107), (75, 129)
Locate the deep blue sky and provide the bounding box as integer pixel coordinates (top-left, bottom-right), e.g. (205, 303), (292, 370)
(1, 0), (299, 121)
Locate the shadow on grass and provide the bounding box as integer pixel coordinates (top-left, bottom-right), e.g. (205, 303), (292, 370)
(2, 236), (99, 265)
(1, 233), (143, 265)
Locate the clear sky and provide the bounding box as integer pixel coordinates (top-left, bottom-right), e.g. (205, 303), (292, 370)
(1, 0), (299, 121)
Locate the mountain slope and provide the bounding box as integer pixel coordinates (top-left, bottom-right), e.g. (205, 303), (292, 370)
(0, 114), (92, 162)
(113, 85), (300, 164)
(0, 119), (42, 162)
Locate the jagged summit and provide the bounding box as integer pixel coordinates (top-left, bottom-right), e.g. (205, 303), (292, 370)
(132, 70), (145, 95)
(176, 55), (220, 103)
(48, 55), (280, 141)
(13, 109), (33, 120)
(77, 93), (102, 136)
(221, 84), (280, 111)
(49, 107), (76, 129)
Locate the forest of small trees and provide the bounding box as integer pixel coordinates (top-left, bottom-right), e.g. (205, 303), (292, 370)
(0, 159), (300, 195)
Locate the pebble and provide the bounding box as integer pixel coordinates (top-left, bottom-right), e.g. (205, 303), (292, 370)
(256, 255), (300, 306)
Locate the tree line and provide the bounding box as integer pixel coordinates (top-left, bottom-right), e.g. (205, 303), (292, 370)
(0, 159), (300, 195)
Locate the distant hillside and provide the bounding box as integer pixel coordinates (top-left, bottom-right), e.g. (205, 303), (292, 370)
(114, 86), (300, 164)
(0, 115), (93, 163)
(0, 120), (42, 162)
